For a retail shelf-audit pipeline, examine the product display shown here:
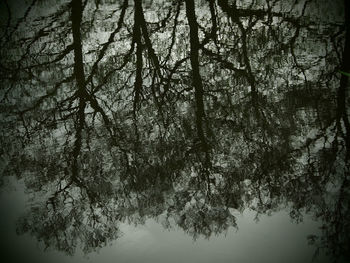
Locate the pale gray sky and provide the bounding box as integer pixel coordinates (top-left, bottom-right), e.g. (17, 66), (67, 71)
(0, 178), (333, 263)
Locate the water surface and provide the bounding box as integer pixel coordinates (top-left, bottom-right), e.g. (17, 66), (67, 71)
(0, 0), (349, 262)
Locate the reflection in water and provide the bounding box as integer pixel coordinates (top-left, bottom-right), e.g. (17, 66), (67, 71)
(0, 0), (349, 262)
(0, 188), (332, 263)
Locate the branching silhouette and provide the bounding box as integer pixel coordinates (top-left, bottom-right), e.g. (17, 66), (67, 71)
(0, 0), (348, 261)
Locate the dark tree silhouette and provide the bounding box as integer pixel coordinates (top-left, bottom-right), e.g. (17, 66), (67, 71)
(0, 0), (348, 261)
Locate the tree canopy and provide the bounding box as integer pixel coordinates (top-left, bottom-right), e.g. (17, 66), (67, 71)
(0, 0), (349, 260)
